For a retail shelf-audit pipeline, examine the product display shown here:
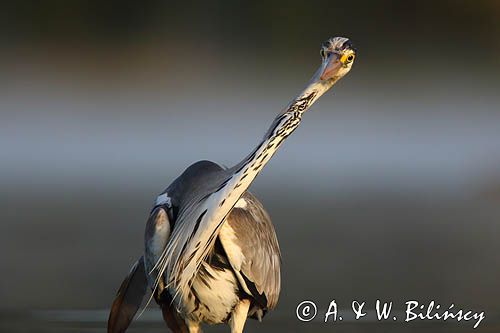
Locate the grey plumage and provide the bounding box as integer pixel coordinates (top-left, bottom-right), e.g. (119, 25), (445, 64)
(221, 191), (281, 310)
(108, 257), (147, 333)
(151, 161), (281, 317)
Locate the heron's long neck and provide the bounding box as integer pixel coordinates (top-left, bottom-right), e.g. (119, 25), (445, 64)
(229, 77), (333, 190)
(160, 76), (334, 299)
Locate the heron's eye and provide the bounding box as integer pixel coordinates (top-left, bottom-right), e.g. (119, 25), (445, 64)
(346, 54), (355, 63)
(320, 49), (327, 58)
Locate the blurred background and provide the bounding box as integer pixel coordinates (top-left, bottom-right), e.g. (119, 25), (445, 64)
(1, 0), (500, 332)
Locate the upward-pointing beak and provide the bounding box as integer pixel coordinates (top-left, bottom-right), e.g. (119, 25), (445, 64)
(320, 53), (342, 81)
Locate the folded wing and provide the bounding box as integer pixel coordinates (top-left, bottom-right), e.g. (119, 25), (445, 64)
(219, 192), (281, 311)
(108, 257), (147, 333)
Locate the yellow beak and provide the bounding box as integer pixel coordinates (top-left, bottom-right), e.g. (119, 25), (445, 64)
(320, 53), (342, 81)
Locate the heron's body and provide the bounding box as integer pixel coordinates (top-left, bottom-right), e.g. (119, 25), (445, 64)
(146, 161), (280, 330)
(108, 37), (356, 333)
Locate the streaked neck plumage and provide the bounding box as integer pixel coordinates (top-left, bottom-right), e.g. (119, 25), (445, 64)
(232, 71), (335, 177)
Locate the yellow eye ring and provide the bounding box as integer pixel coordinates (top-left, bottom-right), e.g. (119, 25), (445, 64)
(341, 53), (355, 64)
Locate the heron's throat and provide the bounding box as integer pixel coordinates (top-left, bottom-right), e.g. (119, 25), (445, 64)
(284, 76), (333, 113)
(265, 78), (333, 145)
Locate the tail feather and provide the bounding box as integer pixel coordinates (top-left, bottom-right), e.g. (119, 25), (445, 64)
(108, 257), (148, 333)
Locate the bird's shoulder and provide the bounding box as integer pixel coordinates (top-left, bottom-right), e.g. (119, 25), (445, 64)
(152, 160), (225, 212)
(166, 160), (227, 202)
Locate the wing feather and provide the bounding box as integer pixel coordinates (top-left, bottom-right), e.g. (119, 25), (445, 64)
(144, 206), (171, 291)
(152, 166), (244, 307)
(108, 257), (147, 333)
(219, 192), (281, 309)
(152, 158), (279, 311)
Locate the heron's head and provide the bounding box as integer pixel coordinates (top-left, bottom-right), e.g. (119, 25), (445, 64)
(319, 37), (356, 82)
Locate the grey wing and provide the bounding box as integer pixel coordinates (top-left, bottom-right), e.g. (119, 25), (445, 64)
(143, 201), (190, 333)
(108, 197), (173, 333)
(144, 203), (172, 294)
(219, 191), (281, 310)
(108, 257), (148, 333)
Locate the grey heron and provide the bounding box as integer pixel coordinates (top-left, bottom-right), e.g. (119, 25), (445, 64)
(108, 36), (356, 333)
